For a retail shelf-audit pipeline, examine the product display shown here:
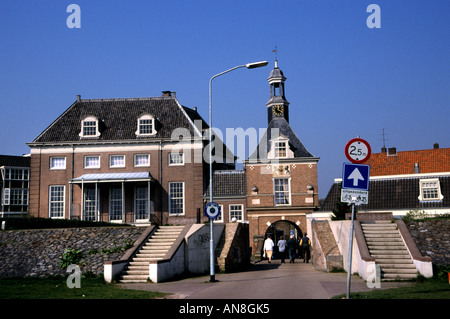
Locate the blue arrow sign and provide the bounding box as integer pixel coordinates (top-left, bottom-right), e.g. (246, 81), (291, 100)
(342, 163), (370, 191)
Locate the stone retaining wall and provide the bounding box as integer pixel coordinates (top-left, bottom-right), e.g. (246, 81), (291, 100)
(406, 219), (450, 266)
(0, 227), (146, 278)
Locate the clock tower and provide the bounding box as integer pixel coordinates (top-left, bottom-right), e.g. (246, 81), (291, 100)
(267, 58), (289, 125)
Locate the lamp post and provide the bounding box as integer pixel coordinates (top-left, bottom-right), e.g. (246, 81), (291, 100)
(208, 61), (268, 282)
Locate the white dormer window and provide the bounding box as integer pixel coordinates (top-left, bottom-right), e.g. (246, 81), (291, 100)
(80, 116), (100, 138)
(136, 114), (156, 136)
(418, 179), (444, 201)
(274, 141), (287, 158)
(268, 135), (293, 159)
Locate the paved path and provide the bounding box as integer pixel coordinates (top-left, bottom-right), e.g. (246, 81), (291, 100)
(119, 260), (411, 299)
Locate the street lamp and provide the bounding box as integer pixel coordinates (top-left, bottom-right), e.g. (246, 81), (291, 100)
(208, 60), (268, 282)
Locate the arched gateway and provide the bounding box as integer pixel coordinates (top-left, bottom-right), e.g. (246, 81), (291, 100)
(264, 220), (303, 259)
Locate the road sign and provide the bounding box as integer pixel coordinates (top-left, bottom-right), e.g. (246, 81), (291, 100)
(342, 163), (370, 190)
(341, 189), (369, 205)
(345, 138), (371, 164)
(341, 163), (370, 204)
(204, 202), (221, 220)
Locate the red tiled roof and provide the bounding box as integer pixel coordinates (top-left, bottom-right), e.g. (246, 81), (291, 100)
(365, 147), (450, 176)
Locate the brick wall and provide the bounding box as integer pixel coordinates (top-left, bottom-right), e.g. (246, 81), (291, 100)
(0, 227), (146, 278)
(311, 220), (343, 272)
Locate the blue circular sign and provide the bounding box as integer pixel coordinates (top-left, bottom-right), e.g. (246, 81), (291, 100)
(204, 202), (221, 220)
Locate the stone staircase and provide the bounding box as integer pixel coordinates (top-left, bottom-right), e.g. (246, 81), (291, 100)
(361, 221), (418, 281)
(119, 225), (185, 283)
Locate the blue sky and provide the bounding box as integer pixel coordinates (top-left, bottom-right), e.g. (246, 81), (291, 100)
(1, 1), (449, 198)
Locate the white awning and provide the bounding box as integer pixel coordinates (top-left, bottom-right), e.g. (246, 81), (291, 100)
(69, 172), (153, 184)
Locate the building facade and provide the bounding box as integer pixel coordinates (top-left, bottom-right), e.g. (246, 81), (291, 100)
(27, 92), (234, 226)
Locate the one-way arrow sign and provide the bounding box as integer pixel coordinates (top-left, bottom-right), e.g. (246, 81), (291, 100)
(348, 167), (364, 186)
(342, 163), (370, 191)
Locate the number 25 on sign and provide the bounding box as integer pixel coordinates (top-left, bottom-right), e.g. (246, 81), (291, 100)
(345, 138), (371, 164)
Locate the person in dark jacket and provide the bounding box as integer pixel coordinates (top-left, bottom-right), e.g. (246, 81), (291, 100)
(300, 233), (311, 263)
(287, 235), (297, 263)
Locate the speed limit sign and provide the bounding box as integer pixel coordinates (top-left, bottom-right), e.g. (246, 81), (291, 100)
(345, 138), (371, 164)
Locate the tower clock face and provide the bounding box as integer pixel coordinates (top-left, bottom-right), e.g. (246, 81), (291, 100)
(272, 105), (283, 116)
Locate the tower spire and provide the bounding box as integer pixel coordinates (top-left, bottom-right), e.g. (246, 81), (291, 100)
(266, 48), (289, 125)
(273, 46), (278, 68)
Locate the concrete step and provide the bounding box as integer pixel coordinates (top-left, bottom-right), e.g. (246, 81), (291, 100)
(135, 253), (166, 259)
(363, 232), (401, 238)
(369, 250), (409, 255)
(132, 256), (163, 262)
(381, 273), (418, 281)
(378, 263), (417, 269)
(121, 269), (149, 276)
(372, 254), (412, 259)
(375, 258), (414, 264)
(119, 225), (185, 282)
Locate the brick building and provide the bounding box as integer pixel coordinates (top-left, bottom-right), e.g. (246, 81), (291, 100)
(244, 59), (320, 256)
(27, 92), (235, 226)
(26, 60), (319, 259)
(0, 155), (30, 218)
(320, 144), (450, 220)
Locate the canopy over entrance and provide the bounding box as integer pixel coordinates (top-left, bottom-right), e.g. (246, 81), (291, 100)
(69, 172), (154, 184)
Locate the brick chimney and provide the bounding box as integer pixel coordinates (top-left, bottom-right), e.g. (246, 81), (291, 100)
(162, 91), (176, 97)
(388, 147), (397, 156)
(434, 143), (439, 149)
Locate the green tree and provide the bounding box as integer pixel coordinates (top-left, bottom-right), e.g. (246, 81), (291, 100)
(331, 198), (355, 220)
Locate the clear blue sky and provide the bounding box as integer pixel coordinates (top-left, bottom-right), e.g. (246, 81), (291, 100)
(1, 1), (449, 198)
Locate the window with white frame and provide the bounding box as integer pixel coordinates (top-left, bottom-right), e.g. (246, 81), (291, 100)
(274, 178), (291, 205)
(229, 204), (243, 222)
(135, 186), (149, 220)
(169, 152), (184, 166)
(110, 155), (125, 168)
(136, 114), (156, 136)
(134, 154), (150, 167)
(80, 116), (100, 138)
(49, 185), (65, 218)
(50, 157), (66, 170)
(418, 179), (443, 201)
(84, 156), (100, 169)
(83, 188), (98, 221)
(274, 141), (287, 158)
(169, 182), (184, 215)
(109, 187), (123, 221)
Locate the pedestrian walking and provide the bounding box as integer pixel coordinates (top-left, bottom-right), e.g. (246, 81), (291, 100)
(263, 235), (275, 263)
(300, 233), (311, 263)
(287, 235), (297, 263)
(277, 235), (287, 263)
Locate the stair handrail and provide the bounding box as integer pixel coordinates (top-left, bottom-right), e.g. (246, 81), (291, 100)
(354, 221), (376, 262)
(395, 220), (432, 262)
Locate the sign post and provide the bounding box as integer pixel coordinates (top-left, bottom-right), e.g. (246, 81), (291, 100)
(204, 202), (221, 282)
(342, 137), (371, 299)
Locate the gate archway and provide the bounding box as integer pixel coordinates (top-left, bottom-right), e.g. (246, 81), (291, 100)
(263, 220), (303, 259)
